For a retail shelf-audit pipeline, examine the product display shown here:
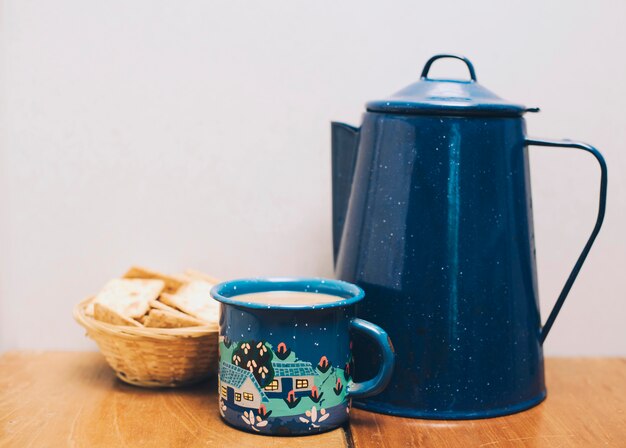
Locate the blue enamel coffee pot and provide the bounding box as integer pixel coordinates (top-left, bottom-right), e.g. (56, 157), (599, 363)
(332, 54), (607, 419)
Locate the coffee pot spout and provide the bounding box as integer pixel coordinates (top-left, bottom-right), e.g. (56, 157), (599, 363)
(331, 122), (360, 266)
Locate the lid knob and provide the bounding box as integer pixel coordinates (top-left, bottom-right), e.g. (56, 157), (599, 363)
(420, 54), (477, 82)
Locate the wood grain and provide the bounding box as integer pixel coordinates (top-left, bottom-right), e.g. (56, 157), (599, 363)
(349, 358), (626, 448)
(2, 354), (625, 447)
(0, 352), (347, 448)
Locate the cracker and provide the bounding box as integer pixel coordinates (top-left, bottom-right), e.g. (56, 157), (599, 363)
(94, 278), (165, 319)
(184, 269), (221, 285)
(150, 299), (209, 325)
(149, 299), (179, 313)
(159, 280), (220, 323)
(144, 308), (205, 328)
(150, 300), (207, 325)
(123, 266), (186, 294)
(94, 302), (142, 327)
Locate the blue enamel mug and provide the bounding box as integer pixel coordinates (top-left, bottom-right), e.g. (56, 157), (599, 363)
(210, 278), (395, 436)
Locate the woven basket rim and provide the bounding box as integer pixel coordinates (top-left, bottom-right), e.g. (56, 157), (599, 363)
(73, 296), (219, 341)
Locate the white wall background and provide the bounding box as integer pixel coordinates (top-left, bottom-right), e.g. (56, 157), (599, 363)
(1, 0), (625, 355)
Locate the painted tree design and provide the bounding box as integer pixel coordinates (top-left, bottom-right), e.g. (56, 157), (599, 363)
(333, 377), (344, 395)
(232, 340), (275, 388)
(310, 385), (324, 403)
(284, 390), (301, 409)
(274, 342), (291, 360)
(344, 355), (354, 381)
(317, 356), (331, 373)
(344, 340), (354, 380)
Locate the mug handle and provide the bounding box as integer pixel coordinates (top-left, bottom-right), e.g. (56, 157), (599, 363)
(525, 138), (608, 344)
(347, 318), (395, 399)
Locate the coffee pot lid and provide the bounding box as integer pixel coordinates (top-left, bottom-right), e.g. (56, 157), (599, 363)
(366, 54), (535, 117)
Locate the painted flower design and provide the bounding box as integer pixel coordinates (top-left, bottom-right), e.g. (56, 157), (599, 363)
(241, 409), (269, 432)
(231, 340), (275, 388)
(257, 365), (269, 379)
(298, 405), (330, 428)
(245, 358), (258, 372)
(219, 398), (227, 418)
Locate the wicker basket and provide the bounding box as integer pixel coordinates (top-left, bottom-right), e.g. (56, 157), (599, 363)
(74, 297), (219, 387)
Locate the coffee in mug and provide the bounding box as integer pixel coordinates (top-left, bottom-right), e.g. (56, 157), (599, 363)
(234, 291), (341, 306)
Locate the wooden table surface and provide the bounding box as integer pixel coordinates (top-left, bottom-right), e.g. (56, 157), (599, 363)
(0, 353), (624, 447)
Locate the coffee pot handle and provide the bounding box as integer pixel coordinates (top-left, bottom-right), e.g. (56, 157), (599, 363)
(346, 318), (395, 399)
(421, 54), (477, 82)
(524, 138), (608, 344)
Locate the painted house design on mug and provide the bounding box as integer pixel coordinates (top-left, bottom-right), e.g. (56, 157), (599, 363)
(218, 338), (351, 434)
(219, 360), (317, 408)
